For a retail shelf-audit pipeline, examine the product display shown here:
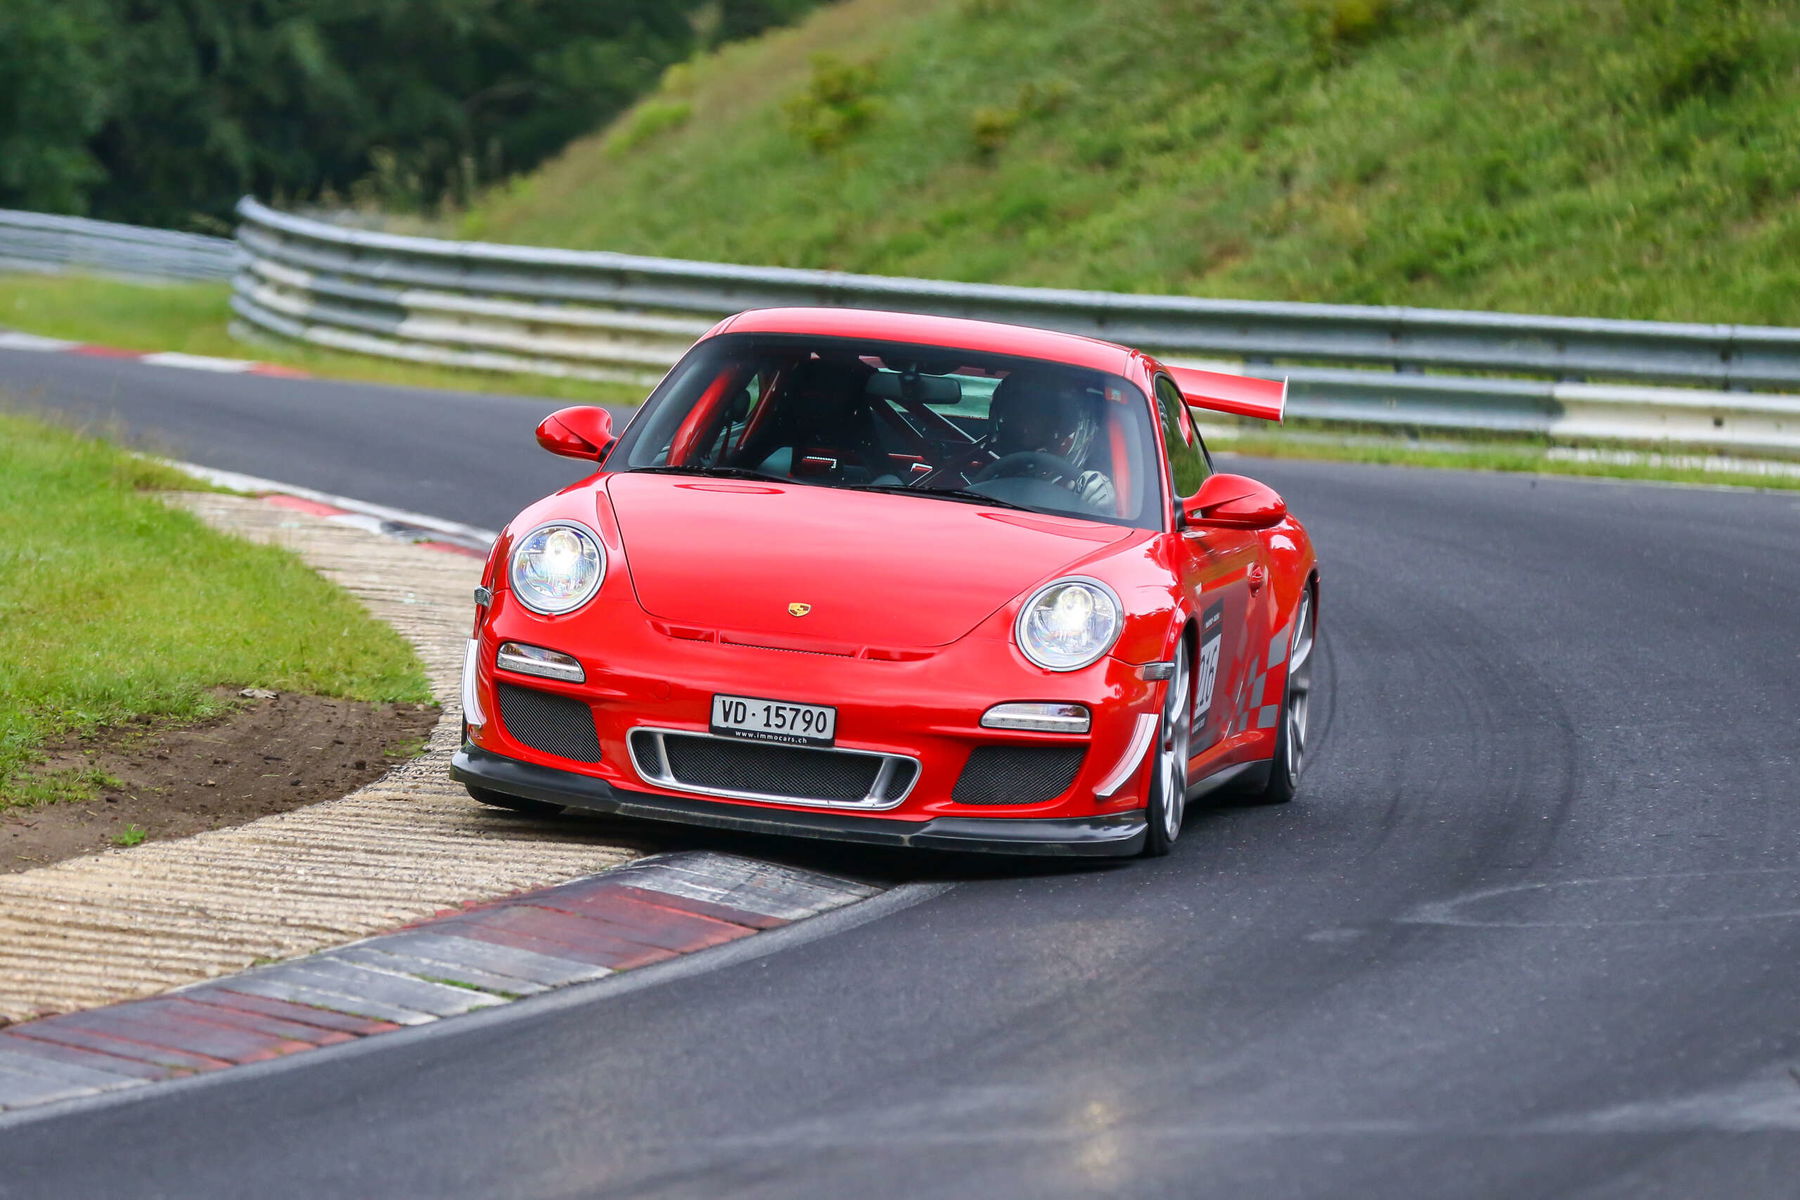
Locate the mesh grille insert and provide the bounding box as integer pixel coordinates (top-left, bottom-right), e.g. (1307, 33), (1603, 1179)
(638, 733), (916, 805)
(496, 682), (602, 763)
(953, 745), (1086, 805)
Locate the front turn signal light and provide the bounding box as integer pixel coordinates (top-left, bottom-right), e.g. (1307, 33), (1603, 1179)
(496, 642), (586, 683)
(980, 702), (1091, 733)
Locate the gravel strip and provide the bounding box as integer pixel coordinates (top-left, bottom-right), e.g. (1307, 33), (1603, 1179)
(0, 492), (640, 1024)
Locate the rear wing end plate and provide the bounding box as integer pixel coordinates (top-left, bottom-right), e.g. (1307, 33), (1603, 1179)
(1168, 365), (1287, 423)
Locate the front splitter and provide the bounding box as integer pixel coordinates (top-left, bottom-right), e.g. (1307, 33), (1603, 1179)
(452, 746), (1147, 857)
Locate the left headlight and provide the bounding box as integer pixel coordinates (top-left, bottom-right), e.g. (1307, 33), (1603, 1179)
(1015, 577), (1122, 672)
(509, 522), (605, 615)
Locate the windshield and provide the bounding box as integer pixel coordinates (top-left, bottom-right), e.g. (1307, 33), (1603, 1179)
(609, 333), (1161, 529)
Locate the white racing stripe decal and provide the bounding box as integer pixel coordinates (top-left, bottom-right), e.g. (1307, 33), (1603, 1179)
(461, 638), (487, 727)
(1096, 713), (1160, 798)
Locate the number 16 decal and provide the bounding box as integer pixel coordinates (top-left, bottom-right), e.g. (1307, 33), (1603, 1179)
(1193, 600), (1225, 733)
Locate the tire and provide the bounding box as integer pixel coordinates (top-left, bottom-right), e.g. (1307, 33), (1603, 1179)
(1239, 582), (1316, 807)
(466, 785), (565, 817)
(1142, 638), (1193, 857)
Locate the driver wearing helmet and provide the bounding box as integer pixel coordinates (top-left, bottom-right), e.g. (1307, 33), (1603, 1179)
(984, 370), (1117, 510)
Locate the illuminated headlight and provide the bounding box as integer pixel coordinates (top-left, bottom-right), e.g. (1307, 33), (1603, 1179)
(509, 522), (604, 614)
(496, 642), (585, 683)
(981, 702), (1091, 733)
(1015, 578), (1122, 672)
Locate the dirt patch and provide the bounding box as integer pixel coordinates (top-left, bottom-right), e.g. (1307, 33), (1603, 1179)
(1, 690), (440, 873)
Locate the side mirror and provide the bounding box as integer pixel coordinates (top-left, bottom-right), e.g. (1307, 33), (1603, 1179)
(1180, 472), (1288, 529)
(536, 406), (615, 463)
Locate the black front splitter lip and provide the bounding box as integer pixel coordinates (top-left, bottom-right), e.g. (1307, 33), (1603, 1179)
(451, 746), (1147, 857)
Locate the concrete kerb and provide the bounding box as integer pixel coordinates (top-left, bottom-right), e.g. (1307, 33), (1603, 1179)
(0, 486), (896, 1113)
(0, 875), (943, 1128)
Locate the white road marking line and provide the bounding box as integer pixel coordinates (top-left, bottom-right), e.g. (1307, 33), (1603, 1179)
(161, 459), (499, 549)
(139, 351), (257, 372)
(0, 331), (80, 352)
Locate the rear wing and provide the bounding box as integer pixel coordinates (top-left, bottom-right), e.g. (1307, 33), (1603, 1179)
(1167, 365), (1287, 423)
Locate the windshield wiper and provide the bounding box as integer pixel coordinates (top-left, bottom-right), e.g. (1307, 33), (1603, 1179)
(630, 465), (794, 483)
(850, 483), (1037, 513)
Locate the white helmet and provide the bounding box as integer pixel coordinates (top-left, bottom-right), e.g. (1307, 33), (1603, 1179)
(989, 370), (1101, 466)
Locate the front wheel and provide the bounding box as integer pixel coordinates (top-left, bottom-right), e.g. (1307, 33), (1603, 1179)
(1142, 639), (1192, 857)
(1239, 583), (1316, 806)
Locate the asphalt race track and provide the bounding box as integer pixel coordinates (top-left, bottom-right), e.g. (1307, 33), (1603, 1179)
(0, 347), (598, 528)
(4, 349), (1798, 1198)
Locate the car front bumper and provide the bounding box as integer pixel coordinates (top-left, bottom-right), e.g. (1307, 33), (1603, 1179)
(466, 588), (1180, 816)
(452, 745), (1148, 857)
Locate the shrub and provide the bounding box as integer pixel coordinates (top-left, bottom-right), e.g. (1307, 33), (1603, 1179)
(608, 100), (695, 157)
(784, 53), (883, 151)
(968, 82), (1070, 163)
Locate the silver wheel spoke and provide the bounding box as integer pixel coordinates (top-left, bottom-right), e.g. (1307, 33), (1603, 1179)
(1290, 591), (1314, 672)
(1284, 590), (1314, 779)
(1160, 643), (1189, 843)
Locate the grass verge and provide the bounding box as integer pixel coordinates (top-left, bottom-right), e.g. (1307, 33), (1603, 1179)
(0, 272), (637, 403)
(0, 409), (433, 809)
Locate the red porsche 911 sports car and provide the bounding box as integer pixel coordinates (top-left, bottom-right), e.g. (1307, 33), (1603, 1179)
(451, 307), (1318, 857)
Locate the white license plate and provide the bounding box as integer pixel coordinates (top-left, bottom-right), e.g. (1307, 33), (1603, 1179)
(710, 694), (837, 748)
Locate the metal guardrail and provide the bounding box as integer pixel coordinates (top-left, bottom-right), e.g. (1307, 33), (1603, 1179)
(0, 209), (238, 283)
(0, 202), (1786, 455)
(88, 197), (1790, 455)
(230, 198), (1800, 455)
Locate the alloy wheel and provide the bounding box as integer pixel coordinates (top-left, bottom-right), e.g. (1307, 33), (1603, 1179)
(1284, 587), (1315, 782)
(1159, 640), (1192, 843)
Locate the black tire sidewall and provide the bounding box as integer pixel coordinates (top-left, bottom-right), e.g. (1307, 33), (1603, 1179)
(1244, 584), (1314, 806)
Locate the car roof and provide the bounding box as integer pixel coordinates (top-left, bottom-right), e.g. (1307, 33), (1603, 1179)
(712, 308), (1142, 376)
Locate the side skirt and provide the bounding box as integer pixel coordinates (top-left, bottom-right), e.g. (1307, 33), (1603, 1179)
(1184, 757), (1271, 803)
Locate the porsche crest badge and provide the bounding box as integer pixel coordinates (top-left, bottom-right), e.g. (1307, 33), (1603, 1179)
(787, 602), (813, 617)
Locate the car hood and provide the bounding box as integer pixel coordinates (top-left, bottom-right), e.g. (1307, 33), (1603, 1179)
(604, 474), (1138, 648)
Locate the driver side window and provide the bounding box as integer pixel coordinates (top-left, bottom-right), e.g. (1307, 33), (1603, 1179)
(1154, 375), (1211, 499)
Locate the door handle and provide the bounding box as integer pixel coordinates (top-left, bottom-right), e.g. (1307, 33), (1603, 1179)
(1247, 564), (1267, 594)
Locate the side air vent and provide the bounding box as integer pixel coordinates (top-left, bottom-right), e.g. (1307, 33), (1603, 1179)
(496, 682), (602, 763)
(952, 746), (1086, 806)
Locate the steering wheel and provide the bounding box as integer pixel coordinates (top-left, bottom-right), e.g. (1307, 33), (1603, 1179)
(972, 451), (1080, 485)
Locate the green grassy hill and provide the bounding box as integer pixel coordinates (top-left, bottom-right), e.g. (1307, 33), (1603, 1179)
(461, 0), (1799, 324)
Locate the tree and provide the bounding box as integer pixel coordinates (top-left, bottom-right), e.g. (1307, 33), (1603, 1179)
(0, 1), (117, 214)
(0, 0), (829, 229)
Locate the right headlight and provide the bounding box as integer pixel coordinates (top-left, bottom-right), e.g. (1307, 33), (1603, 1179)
(509, 521), (605, 615)
(1014, 577), (1122, 672)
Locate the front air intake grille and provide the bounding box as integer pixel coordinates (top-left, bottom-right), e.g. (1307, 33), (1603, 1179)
(496, 682), (602, 763)
(953, 745), (1087, 805)
(629, 730), (918, 808)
